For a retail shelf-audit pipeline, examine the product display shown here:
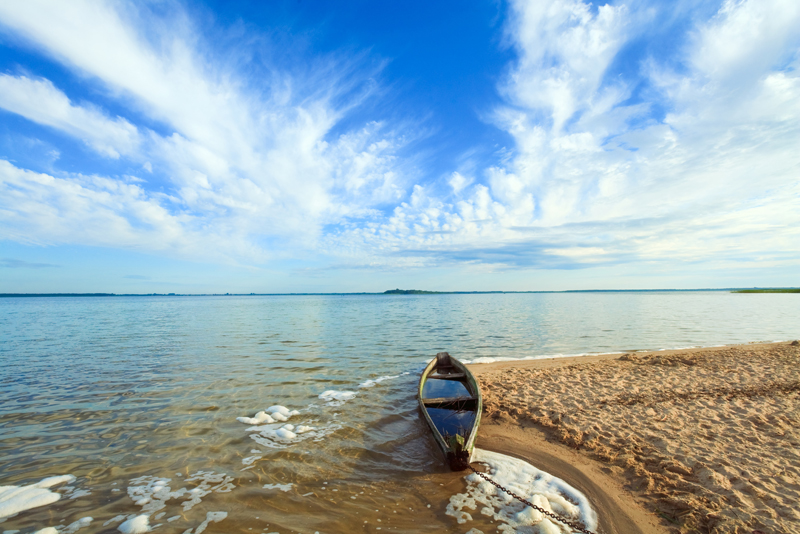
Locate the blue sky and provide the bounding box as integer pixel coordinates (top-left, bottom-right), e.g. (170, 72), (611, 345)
(0, 0), (798, 293)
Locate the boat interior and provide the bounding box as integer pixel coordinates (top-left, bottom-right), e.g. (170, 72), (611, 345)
(421, 355), (478, 440)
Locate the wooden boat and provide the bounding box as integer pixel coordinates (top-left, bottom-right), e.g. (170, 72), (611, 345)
(418, 352), (482, 471)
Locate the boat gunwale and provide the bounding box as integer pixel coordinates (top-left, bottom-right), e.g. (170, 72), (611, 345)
(417, 353), (483, 467)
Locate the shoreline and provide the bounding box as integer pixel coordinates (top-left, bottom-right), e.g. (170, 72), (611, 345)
(465, 339), (793, 367)
(469, 340), (800, 534)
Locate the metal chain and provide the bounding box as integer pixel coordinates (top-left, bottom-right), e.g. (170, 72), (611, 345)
(467, 465), (597, 534)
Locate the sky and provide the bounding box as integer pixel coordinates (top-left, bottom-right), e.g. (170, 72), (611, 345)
(0, 0), (798, 293)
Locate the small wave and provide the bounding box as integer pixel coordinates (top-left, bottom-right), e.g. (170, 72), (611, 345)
(0, 474), (76, 519)
(463, 351), (623, 364)
(236, 405), (301, 425)
(318, 390), (356, 406)
(359, 374), (400, 388)
(246, 421), (340, 449)
(262, 483), (293, 492)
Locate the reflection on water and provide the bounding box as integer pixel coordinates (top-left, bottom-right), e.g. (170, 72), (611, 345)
(1, 292), (798, 532)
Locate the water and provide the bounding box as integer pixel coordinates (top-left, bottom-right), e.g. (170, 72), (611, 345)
(1, 292), (797, 533)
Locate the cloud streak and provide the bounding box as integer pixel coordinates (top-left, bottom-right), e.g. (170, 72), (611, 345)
(0, 74), (140, 158)
(0, 0), (798, 284)
(329, 0), (800, 273)
(0, 0), (411, 263)
(1, 257), (59, 269)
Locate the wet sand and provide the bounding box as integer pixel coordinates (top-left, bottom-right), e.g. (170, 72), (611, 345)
(469, 341), (800, 534)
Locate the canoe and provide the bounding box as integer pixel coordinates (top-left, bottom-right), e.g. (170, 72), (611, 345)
(418, 352), (482, 471)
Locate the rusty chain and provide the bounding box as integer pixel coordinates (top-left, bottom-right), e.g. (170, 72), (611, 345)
(466, 464), (597, 534)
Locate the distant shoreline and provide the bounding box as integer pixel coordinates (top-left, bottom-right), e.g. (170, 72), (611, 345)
(1, 288), (797, 298)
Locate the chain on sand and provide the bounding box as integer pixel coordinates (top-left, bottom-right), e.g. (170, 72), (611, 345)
(466, 465), (597, 534)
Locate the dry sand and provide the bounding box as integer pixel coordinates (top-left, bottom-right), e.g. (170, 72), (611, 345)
(469, 341), (800, 534)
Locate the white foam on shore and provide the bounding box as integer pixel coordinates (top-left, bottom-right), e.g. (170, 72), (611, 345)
(236, 406), (300, 425)
(359, 375), (400, 388)
(262, 484), (293, 492)
(194, 511), (227, 534)
(241, 455), (262, 468)
(65, 489), (91, 500)
(127, 471), (234, 515)
(463, 341), (793, 364)
(0, 475), (76, 519)
(236, 411), (274, 425)
(318, 390), (356, 406)
(239, 375), (409, 450)
(274, 426), (297, 439)
(246, 420), (340, 449)
(238, 397), (347, 449)
(103, 515), (128, 527)
(32, 517), (93, 534)
(61, 517), (92, 534)
(118, 515), (149, 534)
(106, 475), (230, 534)
(448, 449), (597, 533)
(462, 352), (624, 365)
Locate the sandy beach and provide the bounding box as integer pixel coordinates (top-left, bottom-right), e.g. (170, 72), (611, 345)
(470, 341), (800, 534)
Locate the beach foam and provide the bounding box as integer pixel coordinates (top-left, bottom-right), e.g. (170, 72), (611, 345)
(118, 515), (149, 534)
(318, 390), (356, 406)
(0, 475), (76, 519)
(448, 449), (597, 534)
(241, 455), (261, 466)
(61, 517), (92, 534)
(237, 405), (300, 426)
(274, 426), (297, 439)
(28, 518), (92, 534)
(236, 411), (274, 425)
(464, 342), (773, 364)
(262, 484), (293, 492)
(238, 397), (348, 449)
(462, 353), (616, 365)
(358, 374), (400, 388)
(126, 471), (234, 516)
(194, 511), (227, 534)
(246, 420), (339, 449)
(240, 376), (411, 450)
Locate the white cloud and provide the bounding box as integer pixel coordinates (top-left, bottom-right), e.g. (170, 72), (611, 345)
(448, 172), (471, 195)
(0, 159), (193, 252)
(690, 0), (800, 85)
(502, 0), (629, 134)
(328, 0), (800, 272)
(0, 0), (798, 279)
(0, 74), (140, 158)
(0, 0), (412, 258)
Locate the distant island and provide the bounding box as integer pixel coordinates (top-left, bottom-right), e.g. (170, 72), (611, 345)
(384, 289), (442, 294)
(383, 289), (504, 294)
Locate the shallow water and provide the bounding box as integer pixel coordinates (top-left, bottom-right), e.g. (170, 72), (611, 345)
(1, 292), (797, 533)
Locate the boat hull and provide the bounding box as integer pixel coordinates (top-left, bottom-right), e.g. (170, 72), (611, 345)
(418, 352), (482, 471)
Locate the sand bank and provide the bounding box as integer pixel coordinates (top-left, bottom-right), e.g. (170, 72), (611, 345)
(470, 341), (800, 534)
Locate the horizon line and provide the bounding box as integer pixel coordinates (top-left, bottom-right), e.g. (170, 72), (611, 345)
(2, 287), (798, 297)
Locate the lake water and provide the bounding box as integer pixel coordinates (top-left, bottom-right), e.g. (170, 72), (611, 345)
(1, 292), (797, 534)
